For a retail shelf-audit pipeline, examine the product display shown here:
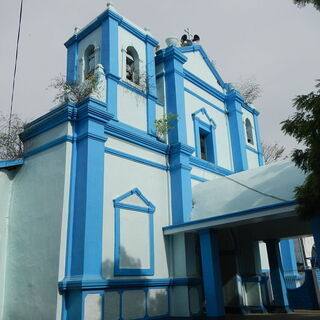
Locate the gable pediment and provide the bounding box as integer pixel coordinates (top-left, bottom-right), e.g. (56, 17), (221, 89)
(181, 45), (225, 93)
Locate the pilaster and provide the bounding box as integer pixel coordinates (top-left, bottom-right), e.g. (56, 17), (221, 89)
(253, 110), (264, 166)
(100, 9), (122, 116)
(226, 90), (248, 172)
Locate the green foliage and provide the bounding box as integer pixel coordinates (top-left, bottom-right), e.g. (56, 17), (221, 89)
(50, 73), (100, 104)
(293, 0), (320, 11)
(281, 80), (320, 219)
(154, 113), (178, 141)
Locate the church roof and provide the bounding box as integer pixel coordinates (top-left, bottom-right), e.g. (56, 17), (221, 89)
(191, 160), (306, 221)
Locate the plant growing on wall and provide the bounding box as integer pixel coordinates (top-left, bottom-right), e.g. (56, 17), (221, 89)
(154, 113), (178, 141)
(50, 73), (100, 104)
(0, 113), (25, 160)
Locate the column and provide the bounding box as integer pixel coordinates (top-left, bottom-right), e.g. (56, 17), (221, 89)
(226, 89), (248, 172)
(156, 46), (193, 225)
(199, 229), (225, 319)
(265, 239), (291, 313)
(280, 239), (300, 286)
(100, 9), (121, 116)
(63, 98), (113, 320)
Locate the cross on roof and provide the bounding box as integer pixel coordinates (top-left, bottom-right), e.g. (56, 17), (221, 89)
(184, 28), (193, 40)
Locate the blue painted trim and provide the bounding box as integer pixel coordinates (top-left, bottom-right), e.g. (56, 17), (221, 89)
(190, 156), (234, 176)
(192, 108), (217, 165)
(280, 239), (299, 278)
(184, 88), (226, 114)
(21, 103), (76, 141)
(114, 188), (155, 276)
(23, 135), (73, 158)
(184, 69), (225, 102)
(242, 102), (259, 115)
(101, 11), (120, 115)
(226, 90), (248, 172)
(64, 9), (158, 48)
(105, 147), (168, 171)
(179, 45), (226, 89)
(163, 200), (296, 232)
(265, 239), (291, 310)
(190, 174), (208, 182)
(59, 277), (201, 292)
(199, 230), (225, 317)
(246, 145), (259, 154)
(105, 120), (168, 155)
(0, 158), (24, 168)
(66, 41), (78, 82)
(253, 112), (264, 166)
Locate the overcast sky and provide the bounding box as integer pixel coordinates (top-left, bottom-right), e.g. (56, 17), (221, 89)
(1, 0), (319, 154)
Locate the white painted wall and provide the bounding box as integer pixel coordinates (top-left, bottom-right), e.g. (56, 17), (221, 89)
(84, 294), (103, 320)
(102, 140), (170, 279)
(246, 149), (259, 169)
(24, 122), (71, 153)
(0, 169), (14, 319)
(3, 142), (71, 320)
(183, 51), (224, 93)
(184, 90), (233, 171)
(117, 85), (147, 131)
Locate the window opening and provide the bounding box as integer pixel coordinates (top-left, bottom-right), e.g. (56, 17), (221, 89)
(125, 46), (139, 85)
(200, 133), (207, 160)
(84, 45), (95, 77)
(245, 118), (254, 145)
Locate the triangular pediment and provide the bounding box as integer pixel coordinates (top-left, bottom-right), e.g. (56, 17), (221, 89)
(192, 108), (216, 128)
(181, 45), (225, 93)
(114, 188), (155, 211)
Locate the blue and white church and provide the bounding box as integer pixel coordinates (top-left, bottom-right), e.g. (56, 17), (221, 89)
(1, 3), (320, 320)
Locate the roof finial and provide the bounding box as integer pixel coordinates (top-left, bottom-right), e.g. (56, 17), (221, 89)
(74, 26), (80, 34)
(107, 2), (114, 9)
(184, 28), (193, 40)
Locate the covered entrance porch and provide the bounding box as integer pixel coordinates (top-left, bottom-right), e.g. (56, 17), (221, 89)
(163, 161), (320, 319)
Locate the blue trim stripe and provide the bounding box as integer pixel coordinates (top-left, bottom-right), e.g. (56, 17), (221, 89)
(59, 277), (201, 292)
(179, 45), (226, 88)
(190, 156), (234, 176)
(190, 174), (208, 182)
(163, 200), (296, 232)
(114, 188), (155, 276)
(246, 145), (259, 154)
(185, 88), (226, 114)
(105, 121), (168, 155)
(184, 69), (225, 102)
(23, 135), (73, 158)
(105, 147), (168, 171)
(0, 158), (24, 168)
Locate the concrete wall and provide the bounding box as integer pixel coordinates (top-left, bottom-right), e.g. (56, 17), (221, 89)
(0, 169), (14, 319)
(3, 128), (71, 320)
(102, 137), (171, 279)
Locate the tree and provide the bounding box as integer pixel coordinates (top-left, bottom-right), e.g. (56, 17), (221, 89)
(261, 141), (286, 164)
(232, 77), (262, 105)
(0, 113), (25, 160)
(281, 80), (320, 219)
(293, 0), (320, 11)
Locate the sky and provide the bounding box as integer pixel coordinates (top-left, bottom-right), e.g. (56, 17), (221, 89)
(1, 0), (319, 154)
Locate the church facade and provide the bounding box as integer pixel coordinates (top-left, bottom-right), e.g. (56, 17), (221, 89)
(1, 4), (319, 320)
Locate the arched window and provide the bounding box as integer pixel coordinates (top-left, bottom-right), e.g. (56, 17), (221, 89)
(126, 46), (139, 85)
(84, 45), (96, 77)
(245, 118), (254, 145)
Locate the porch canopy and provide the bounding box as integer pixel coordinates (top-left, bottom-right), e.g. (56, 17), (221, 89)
(164, 160), (310, 237)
